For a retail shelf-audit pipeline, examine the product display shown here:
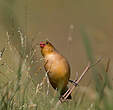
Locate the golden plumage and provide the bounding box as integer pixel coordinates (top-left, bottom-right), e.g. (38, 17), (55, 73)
(40, 41), (71, 99)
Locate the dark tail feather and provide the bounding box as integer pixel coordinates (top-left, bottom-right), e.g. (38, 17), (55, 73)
(60, 87), (72, 99)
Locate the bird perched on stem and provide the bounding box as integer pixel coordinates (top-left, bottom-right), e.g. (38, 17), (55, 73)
(40, 41), (71, 99)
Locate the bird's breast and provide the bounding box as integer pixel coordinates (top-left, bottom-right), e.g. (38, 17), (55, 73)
(44, 53), (70, 80)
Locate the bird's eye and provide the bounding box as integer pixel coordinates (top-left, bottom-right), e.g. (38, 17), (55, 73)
(46, 41), (49, 44)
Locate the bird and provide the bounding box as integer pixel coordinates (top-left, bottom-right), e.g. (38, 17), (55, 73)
(40, 40), (71, 99)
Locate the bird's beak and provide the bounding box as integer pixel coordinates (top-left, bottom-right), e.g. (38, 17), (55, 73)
(40, 42), (45, 48)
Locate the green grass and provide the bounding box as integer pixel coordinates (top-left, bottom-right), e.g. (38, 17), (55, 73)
(0, 28), (113, 110)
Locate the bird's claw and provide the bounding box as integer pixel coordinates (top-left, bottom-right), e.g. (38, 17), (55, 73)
(69, 79), (79, 86)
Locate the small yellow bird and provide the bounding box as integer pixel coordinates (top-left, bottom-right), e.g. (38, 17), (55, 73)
(40, 41), (71, 99)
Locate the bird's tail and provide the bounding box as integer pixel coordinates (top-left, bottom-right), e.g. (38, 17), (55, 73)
(60, 86), (72, 99)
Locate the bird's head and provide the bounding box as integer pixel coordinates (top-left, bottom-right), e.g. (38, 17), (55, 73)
(40, 41), (55, 56)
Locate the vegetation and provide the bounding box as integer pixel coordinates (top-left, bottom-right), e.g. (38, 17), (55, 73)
(0, 1), (113, 110)
(0, 28), (112, 110)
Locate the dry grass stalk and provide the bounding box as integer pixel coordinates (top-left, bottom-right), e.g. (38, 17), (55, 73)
(55, 58), (102, 108)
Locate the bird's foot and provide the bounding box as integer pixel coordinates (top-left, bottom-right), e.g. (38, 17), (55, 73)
(69, 80), (79, 86)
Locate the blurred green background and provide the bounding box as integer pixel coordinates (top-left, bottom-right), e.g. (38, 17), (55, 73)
(0, 0), (113, 110)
